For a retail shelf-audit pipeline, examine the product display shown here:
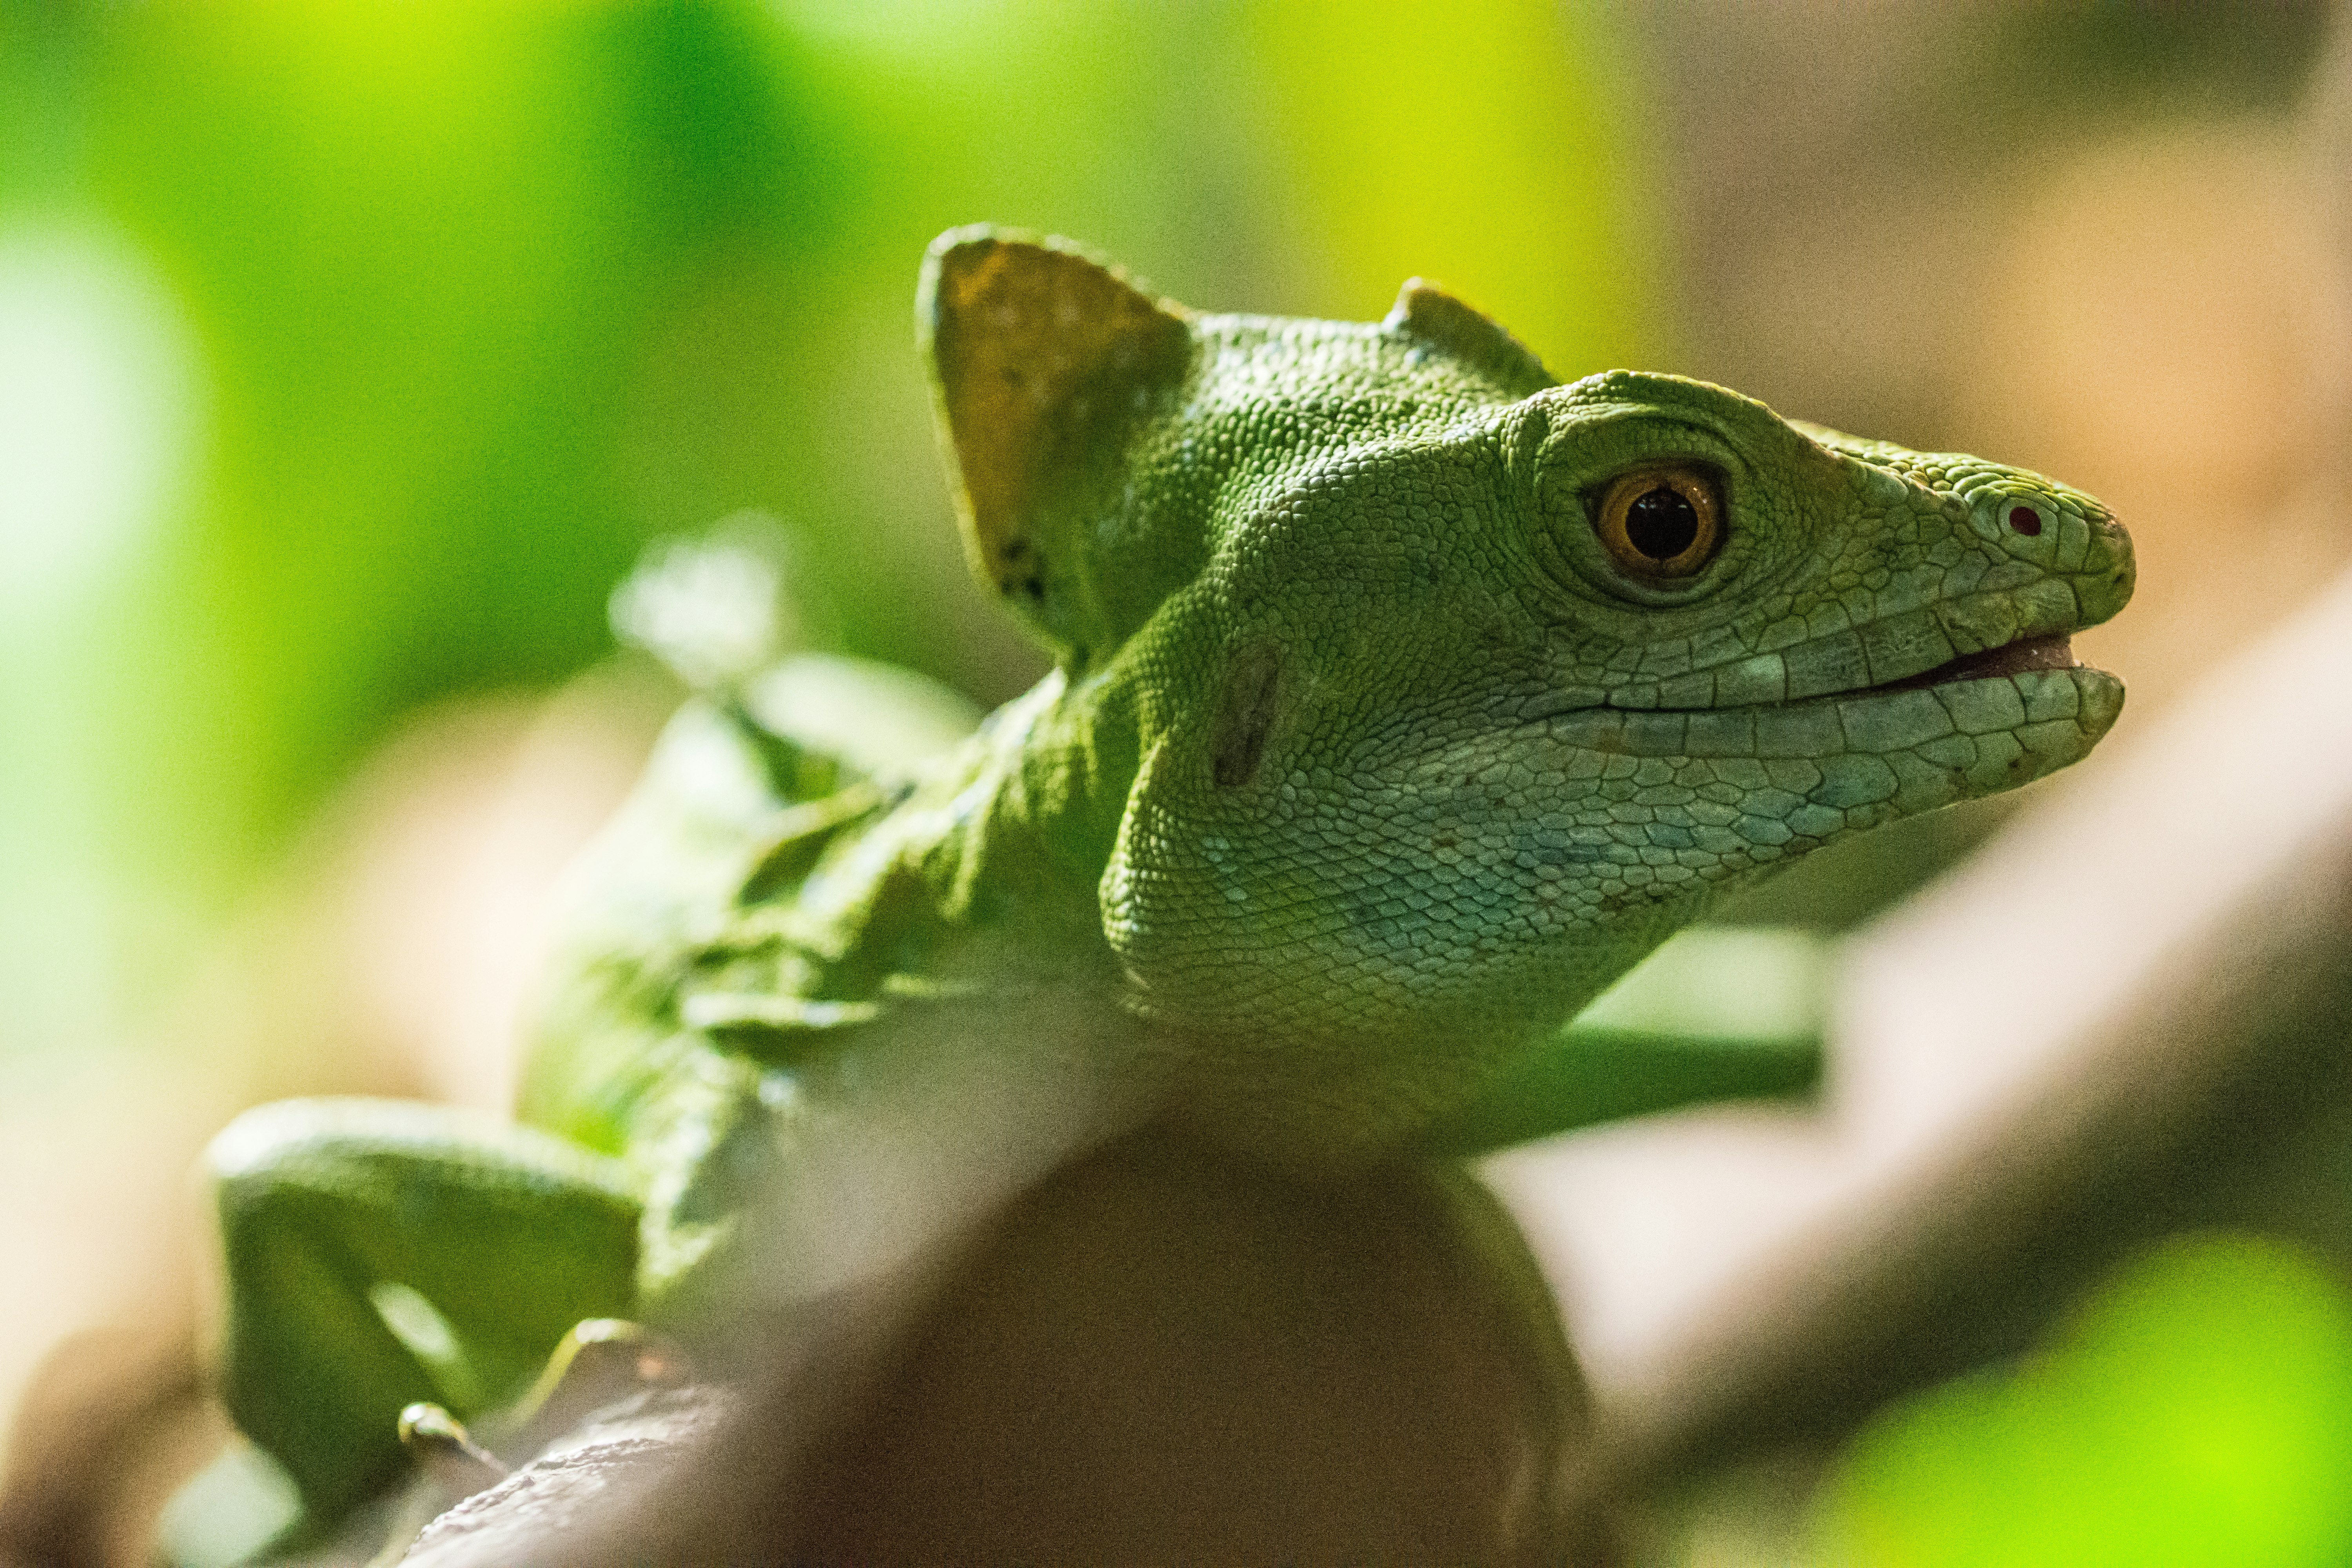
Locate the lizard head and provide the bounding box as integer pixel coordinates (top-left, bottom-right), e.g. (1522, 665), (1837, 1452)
(923, 228), (2132, 1157)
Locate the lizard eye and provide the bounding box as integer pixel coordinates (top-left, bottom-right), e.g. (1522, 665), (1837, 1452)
(1594, 467), (1722, 579)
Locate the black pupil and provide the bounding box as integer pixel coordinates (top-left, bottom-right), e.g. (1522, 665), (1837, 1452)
(1624, 486), (1699, 561)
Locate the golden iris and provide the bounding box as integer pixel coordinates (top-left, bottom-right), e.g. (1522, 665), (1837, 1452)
(1594, 467), (1721, 579)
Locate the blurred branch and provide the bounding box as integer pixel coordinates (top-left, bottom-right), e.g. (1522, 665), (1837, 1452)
(397, 1137), (1612, 1568)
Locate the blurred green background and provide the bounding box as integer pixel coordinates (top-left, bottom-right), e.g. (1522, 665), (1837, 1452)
(4, 2), (2350, 1563)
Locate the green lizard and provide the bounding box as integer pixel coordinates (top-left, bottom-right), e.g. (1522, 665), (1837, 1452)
(201, 227), (2132, 1530)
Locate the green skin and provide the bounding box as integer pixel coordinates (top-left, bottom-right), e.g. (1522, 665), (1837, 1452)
(207, 228), (2132, 1521)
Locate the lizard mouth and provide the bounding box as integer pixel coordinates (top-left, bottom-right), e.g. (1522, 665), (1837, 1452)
(1866, 632), (2080, 693)
(1509, 625), (2121, 767)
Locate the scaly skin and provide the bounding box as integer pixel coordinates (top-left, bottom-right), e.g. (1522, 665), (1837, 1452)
(201, 227), (2131, 1527)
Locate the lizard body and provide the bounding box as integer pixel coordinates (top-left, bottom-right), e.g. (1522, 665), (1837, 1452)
(201, 228), (2132, 1528)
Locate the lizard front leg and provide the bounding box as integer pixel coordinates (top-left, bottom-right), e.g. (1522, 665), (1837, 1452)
(205, 1098), (640, 1524)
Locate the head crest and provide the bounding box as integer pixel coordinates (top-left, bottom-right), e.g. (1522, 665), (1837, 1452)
(1382, 280), (1553, 397)
(920, 227), (1192, 661)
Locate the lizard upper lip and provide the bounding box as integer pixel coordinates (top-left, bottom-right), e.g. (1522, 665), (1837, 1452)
(1866, 632), (2079, 693)
(1532, 630), (2090, 722)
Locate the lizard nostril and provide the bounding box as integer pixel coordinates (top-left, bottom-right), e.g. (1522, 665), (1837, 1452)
(2007, 505), (2043, 538)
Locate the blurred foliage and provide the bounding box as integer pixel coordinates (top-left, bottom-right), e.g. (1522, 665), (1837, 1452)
(0, 0), (1648, 1048)
(1814, 1235), (2352, 1567)
(78, 2), (838, 878)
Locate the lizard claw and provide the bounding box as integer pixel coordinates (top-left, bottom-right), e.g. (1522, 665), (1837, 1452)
(396, 1402), (508, 1492)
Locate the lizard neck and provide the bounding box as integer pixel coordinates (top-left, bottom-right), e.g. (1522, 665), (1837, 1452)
(758, 664), (1144, 1009)
(920, 665), (1141, 929)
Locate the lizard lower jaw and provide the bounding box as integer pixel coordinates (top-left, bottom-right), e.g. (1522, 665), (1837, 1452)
(1869, 633), (2079, 694)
